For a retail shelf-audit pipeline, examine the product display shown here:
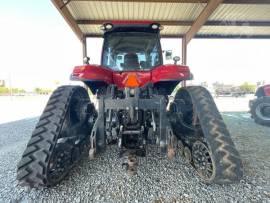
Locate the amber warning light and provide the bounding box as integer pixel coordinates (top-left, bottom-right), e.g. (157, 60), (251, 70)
(124, 73), (140, 88)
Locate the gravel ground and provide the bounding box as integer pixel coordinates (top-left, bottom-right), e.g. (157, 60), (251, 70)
(0, 112), (270, 203)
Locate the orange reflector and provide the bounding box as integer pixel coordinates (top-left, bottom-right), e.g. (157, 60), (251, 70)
(125, 73), (140, 88)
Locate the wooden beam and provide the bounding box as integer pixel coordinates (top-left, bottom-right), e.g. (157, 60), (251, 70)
(194, 34), (270, 39)
(85, 33), (270, 39)
(60, 0), (72, 9)
(77, 20), (192, 26)
(185, 0), (223, 43)
(77, 19), (270, 27)
(161, 34), (270, 38)
(51, 0), (84, 42)
(71, 0), (270, 4)
(71, 0), (208, 2)
(224, 0), (270, 4)
(205, 21), (270, 27)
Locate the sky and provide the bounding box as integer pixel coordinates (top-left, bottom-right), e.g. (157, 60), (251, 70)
(0, 1), (270, 91)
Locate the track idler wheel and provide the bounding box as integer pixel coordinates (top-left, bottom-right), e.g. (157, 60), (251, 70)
(48, 143), (73, 183)
(192, 141), (214, 180)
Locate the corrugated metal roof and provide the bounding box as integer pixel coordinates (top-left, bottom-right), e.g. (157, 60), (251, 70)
(67, 2), (205, 21)
(162, 26), (190, 36)
(59, 0), (270, 39)
(199, 26), (270, 36)
(209, 4), (270, 21)
(79, 25), (102, 35)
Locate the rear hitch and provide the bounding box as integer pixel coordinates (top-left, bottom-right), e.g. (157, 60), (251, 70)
(167, 130), (177, 160)
(127, 154), (138, 175)
(122, 152), (138, 175)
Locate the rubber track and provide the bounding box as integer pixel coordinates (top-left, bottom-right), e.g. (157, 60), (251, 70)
(17, 85), (89, 187)
(175, 86), (243, 184)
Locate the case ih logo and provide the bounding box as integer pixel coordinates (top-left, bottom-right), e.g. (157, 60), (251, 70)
(0, 80), (5, 87)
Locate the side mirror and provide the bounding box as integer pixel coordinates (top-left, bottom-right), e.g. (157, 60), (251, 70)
(83, 56), (90, 65)
(165, 50), (173, 60)
(173, 56), (180, 65)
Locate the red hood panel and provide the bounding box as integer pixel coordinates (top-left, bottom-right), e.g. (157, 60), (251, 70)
(72, 65), (113, 84)
(151, 65), (190, 83)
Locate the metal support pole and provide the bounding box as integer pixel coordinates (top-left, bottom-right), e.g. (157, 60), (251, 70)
(182, 36), (187, 87)
(82, 36), (87, 62)
(82, 36), (89, 90)
(182, 35), (187, 66)
(8, 72), (13, 100)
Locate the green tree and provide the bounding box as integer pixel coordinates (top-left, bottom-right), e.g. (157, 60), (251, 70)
(34, 88), (53, 95)
(0, 87), (9, 95)
(0, 87), (26, 95)
(239, 82), (256, 93)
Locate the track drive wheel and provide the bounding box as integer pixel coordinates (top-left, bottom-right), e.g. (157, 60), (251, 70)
(17, 86), (95, 187)
(170, 86), (243, 184)
(250, 97), (270, 126)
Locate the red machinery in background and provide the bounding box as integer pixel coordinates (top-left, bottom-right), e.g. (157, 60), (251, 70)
(250, 85), (270, 126)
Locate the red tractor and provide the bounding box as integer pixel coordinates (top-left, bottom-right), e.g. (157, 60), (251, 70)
(250, 84), (270, 126)
(17, 22), (243, 187)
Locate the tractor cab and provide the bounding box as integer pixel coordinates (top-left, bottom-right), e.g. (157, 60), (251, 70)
(101, 22), (163, 71)
(71, 22), (190, 94)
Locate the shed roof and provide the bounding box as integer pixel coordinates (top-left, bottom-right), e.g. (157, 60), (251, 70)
(52, 0), (270, 42)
